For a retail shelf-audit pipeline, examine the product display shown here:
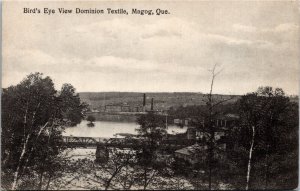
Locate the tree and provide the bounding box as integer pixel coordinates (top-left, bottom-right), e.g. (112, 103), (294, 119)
(1, 73), (86, 190)
(93, 147), (136, 190)
(50, 144), (192, 190)
(191, 63), (234, 189)
(59, 84), (86, 126)
(87, 115), (96, 125)
(239, 86), (297, 190)
(57, 146), (137, 190)
(136, 112), (166, 143)
(136, 111), (167, 190)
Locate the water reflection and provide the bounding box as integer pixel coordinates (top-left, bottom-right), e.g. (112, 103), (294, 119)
(87, 123), (95, 127)
(63, 120), (188, 138)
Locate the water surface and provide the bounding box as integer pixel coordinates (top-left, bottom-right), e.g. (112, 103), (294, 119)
(63, 120), (187, 138)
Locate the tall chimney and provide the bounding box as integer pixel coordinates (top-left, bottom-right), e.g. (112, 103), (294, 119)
(143, 93), (146, 106)
(151, 98), (154, 111)
(143, 93), (146, 112)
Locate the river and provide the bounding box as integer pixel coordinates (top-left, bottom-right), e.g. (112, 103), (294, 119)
(63, 120), (188, 138)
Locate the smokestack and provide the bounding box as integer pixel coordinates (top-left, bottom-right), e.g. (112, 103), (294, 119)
(143, 93), (146, 112)
(143, 93), (146, 106)
(151, 98), (154, 111)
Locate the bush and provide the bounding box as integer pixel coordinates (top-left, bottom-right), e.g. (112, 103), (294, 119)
(87, 115), (96, 123)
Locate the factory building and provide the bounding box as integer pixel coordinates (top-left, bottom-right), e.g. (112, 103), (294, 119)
(104, 93), (152, 113)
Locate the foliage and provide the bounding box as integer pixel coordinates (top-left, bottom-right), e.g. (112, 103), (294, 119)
(48, 147), (193, 190)
(1, 73), (87, 190)
(135, 111), (168, 189)
(237, 86), (298, 190)
(2, 73), (298, 190)
(59, 84), (86, 126)
(87, 115), (96, 123)
(168, 103), (239, 121)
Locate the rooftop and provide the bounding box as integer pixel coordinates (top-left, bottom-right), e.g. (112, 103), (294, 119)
(175, 144), (207, 155)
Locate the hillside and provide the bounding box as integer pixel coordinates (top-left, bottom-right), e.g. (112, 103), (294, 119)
(79, 92), (241, 111)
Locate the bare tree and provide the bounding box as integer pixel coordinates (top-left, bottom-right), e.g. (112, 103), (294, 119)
(198, 63), (233, 190)
(71, 147), (137, 190)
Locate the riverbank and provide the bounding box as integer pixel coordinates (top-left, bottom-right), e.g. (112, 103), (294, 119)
(85, 112), (138, 122)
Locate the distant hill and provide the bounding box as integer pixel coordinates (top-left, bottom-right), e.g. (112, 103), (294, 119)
(79, 92), (241, 111)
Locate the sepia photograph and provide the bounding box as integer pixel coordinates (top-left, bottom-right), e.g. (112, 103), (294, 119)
(1, 0), (299, 190)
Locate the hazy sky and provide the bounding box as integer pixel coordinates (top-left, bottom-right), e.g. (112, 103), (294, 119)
(3, 1), (299, 95)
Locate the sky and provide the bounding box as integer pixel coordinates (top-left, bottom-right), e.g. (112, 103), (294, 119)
(3, 1), (300, 95)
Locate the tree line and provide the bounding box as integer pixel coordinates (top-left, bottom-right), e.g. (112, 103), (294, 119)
(165, 65), (298, 190)
(1, 72), (298, 190)
(166, 74), (298, 189)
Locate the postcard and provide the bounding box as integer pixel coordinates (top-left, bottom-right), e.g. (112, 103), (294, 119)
(2, 1), (299, 190)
